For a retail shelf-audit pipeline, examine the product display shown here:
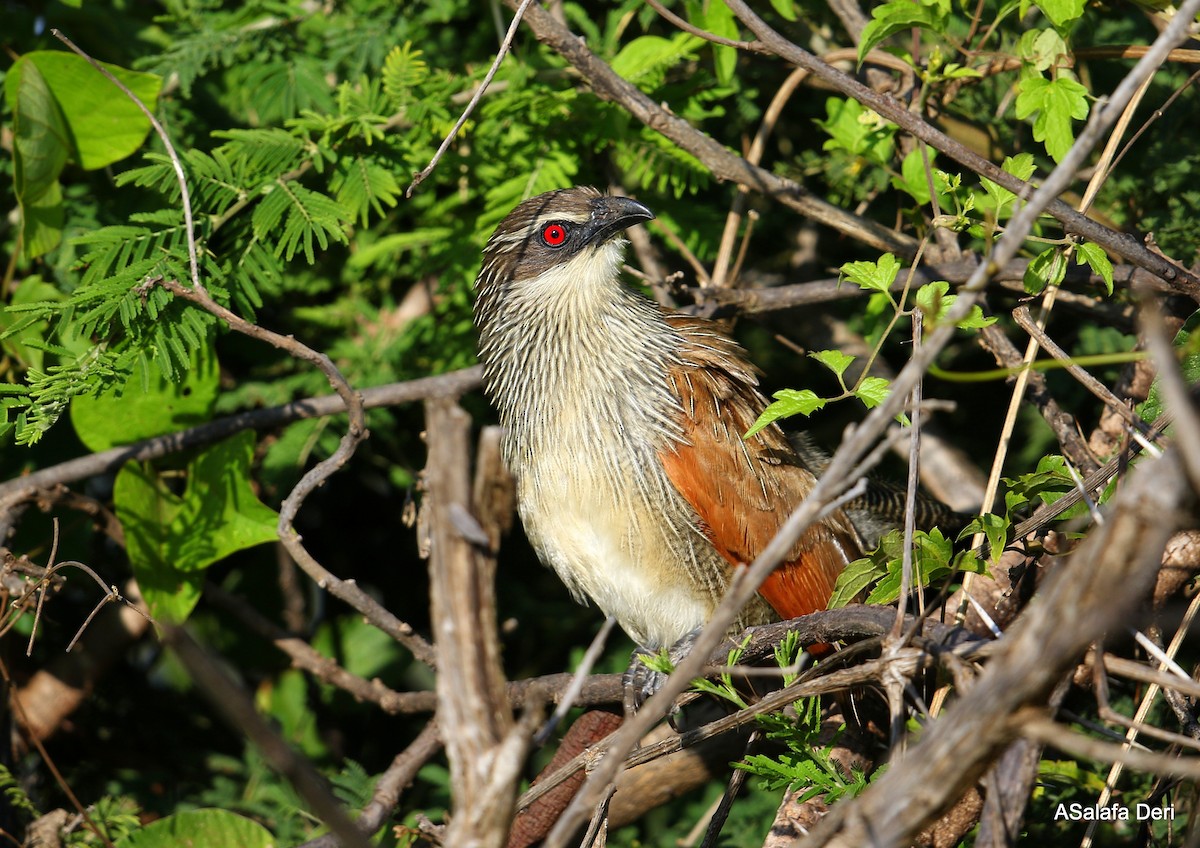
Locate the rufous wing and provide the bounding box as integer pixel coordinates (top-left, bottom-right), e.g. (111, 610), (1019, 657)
(658, 314), (862, 621)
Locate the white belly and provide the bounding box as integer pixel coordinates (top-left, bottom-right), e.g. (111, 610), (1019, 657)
(517, 464), (714, 649)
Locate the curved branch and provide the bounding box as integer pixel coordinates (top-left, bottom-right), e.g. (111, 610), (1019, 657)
(721, 0), (1200, 303)
(0, 367), (482, 502)
(505, 0), (917, 257)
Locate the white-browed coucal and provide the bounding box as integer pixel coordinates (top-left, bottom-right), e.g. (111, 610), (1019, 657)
(473, 187), (863, 651)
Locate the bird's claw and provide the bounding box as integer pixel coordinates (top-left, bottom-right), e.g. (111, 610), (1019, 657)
(621, 629), (701, 721)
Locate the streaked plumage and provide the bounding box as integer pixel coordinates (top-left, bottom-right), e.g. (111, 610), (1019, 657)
(474, 187), (862, 649)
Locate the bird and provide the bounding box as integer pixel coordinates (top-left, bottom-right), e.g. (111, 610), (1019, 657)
(473, 186), (864, 652)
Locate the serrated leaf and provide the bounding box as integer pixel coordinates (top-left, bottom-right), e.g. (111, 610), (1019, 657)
(980, 153), (1036, 218)
(810, 349), (856, 379)
(855, 376), (891, 409)
(1017, 28), (1069, 71)
(1024, 247), (1068, 294)
(1076, 241), (1114, 295)
(1015, 74), (1089, 163)
(745, 389), (826, 438)
(915, 281), (951, 320)
(859, 0), (948, 63)
(828, 557), (883, 608)
(818, 97), (895, 165)
(960, 512), (1009, 564)
(840, 253), (901, 293)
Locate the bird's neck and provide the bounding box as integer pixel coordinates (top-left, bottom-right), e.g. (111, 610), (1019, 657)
(475, 251), (683, 461)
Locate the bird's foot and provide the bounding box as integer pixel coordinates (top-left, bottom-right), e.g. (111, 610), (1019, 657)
(622, 629), (701, 719)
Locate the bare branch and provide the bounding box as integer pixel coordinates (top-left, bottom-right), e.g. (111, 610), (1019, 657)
(406, 0), (536, 196)
(0, 367), (482, 504)
(721, 0), (1200, 301)
(424, 398), (528, 847)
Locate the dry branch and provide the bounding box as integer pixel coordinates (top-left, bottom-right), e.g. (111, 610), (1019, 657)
(720, 0), (1200, 302)
(0, 367), (482, 504)
(504, 0), (916, 257)
(805, 448), (1190, 847)
(424, 398), (529, 847)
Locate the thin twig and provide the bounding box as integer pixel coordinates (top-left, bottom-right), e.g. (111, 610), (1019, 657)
(1012, 303), (1155, 438)
(51, 29), (202, 295)
(406, 0), (536, 197)
(645, 0), (766, 52)
(536, 616), (617, 745)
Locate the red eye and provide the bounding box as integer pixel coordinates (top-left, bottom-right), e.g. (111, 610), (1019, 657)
(542, 223), (568, 247)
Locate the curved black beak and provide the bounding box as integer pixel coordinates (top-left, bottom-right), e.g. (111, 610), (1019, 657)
(584, 195), (655, 245)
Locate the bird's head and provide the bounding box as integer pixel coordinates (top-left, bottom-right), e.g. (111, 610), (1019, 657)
(474, 187), (654, 313)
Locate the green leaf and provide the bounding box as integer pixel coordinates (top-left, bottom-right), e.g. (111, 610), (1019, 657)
(770, 0), (800, 19)
(1024, 247), (1068, 294)
(1015, 73), (1089, 163)
(262, 669), (329, 758)
(862, 528), (963, 604)
(1034, 0), (1086, 28)
(611, 34), (701, 87)
(1075, 241), (1114, 295)
(6, 52), (161, 170)
(915, 281), (951, 321)
(1017, 28), (1070, 71)
(960, 512), (1010, 564)
(854, 376), (891, 409)
(70, 346), (219, 452)
(817, 97), (895, 166)
(5, 59), (69, 257)
(859, 0), (949, 62)
(915, 281), (996, 329)
(382, 42), (429, 110)
(252, 180), (348, 263)
(1002, 454), (1090, 519)
(331, 156), (402, 227)
(828, 557), (883, 608)
(701, 0), (739, 85)
(115, 432), (279, 622)
(840, 253), (902, 293)
(810, 349), (856, 380)
(980, 153), (1036, 219)
(745, 389), (826, 438)
(116, 808), (274, 848)
(893, 148), (933, 204)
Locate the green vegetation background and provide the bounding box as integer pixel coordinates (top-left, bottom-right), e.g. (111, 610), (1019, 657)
(1, 0), (1195, 844)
